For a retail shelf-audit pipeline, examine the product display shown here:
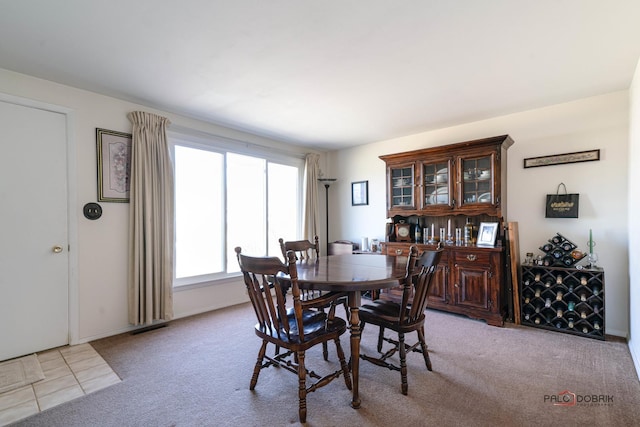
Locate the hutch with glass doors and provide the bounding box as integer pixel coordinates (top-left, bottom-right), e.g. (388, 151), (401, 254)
(379, 135), (514, 326)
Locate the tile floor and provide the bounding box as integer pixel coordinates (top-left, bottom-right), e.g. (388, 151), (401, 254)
(0, 343), (121, 426)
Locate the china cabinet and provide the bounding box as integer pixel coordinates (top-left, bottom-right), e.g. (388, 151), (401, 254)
(379, 135), (514, 326)
(380, 134), (513, 220)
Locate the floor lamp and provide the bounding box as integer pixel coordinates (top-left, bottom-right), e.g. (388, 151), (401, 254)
(318, 178), (336, 251)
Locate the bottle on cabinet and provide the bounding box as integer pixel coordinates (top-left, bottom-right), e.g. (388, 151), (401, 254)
(464, 218), (473, 245)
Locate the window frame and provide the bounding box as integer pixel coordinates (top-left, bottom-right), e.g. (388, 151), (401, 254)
(168, 129), (305, 288)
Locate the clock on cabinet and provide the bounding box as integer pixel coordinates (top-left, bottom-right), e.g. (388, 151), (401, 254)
(395, 222), (412, 242)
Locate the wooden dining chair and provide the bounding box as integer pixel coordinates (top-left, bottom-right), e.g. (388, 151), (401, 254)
(235, 247), (352, 423)
(279, 236), (350, 360)
(359, 244), (444, 395)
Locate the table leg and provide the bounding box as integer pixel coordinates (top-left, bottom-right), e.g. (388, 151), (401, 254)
(348, 291), (362, 409)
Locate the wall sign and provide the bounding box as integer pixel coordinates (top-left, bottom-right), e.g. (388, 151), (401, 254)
(523, 149), (600, 168)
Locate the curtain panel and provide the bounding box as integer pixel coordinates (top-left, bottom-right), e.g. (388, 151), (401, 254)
(303, 153), (320, 242)
(127, 111), (174, 325)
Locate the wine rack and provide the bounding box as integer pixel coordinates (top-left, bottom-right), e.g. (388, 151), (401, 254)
(520, 265), (604, 340)
(538, 233), (587, 267)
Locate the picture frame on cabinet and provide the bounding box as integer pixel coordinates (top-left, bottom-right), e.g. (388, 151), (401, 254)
(351, 180), (368, 206)
(96, 128), (132, 203)
(477, 222), (499, 246)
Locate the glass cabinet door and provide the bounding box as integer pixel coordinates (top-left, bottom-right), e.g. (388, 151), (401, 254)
(422, 161), (451, 207)
(460, 154), (493, 206)
(390, 165), (415, 209)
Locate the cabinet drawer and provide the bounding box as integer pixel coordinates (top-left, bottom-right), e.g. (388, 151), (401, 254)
(453, 251), (492, 265)
(387, 246), (410, 256)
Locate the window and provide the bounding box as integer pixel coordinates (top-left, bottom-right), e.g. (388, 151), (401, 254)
(171, 132), (303, 287)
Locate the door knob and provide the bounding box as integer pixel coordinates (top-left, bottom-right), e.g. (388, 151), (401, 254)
(53, 246), (63, 253)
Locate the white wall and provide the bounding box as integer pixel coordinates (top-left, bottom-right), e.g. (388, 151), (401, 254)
(0, 68), (320, 343)
(328, 92), (630, 337)
(628, 59), (640, 374)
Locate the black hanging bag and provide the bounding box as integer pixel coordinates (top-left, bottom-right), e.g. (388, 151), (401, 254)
(545, 183), (579, 218)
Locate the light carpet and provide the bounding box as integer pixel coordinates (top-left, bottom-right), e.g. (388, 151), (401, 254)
(0, 355), (44, 394)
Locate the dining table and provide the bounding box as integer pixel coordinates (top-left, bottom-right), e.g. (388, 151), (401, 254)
(292, 253), (409, 409)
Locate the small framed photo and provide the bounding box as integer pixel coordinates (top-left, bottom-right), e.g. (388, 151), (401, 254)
(477, 222), (499, 246)
(96, 128), (132, 203)
(351, 180), (369, 206)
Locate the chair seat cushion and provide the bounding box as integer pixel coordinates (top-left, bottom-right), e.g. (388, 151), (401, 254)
(360, 300), (424, 329)
(256, 309), (347, 345)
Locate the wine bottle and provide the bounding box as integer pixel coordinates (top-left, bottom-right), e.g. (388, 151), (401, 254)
(592, 286), (600, 296)
(580, 276), (587, 286)
(593, 321), (601, 330)
(556, 290), (563, 301)
(567, 317), (575, 329)
(556, 275), (563, 285)
(556, 309), (563, 318)
(541, 243), (553, 252)
(534, 273), (541, 282)
(545, 298), (552, 308)
(464, 218), (473, 245)
(414, 223), (422, 243)
(567, 301), (575, 311)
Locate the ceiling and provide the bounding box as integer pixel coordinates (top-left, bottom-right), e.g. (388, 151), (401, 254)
(2, 1), (640, 151)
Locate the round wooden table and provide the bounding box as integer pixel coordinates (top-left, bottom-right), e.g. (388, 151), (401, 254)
(292, 253), (409, 409)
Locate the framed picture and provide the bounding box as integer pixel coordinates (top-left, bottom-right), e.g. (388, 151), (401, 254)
(351, 180), (368, 206)
(523, 149), (600, 168)
(477, 222), (499, 246)
(96, 128), (132, 202)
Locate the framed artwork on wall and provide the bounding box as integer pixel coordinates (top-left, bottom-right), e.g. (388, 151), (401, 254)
(351, 180), (368, 206)
(96, 128), (132, 202)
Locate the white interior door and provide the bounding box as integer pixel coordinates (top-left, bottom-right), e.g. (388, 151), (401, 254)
(0, 99), (69, 361)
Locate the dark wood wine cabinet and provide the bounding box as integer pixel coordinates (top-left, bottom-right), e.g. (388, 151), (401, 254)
(520, 265), (605, 340)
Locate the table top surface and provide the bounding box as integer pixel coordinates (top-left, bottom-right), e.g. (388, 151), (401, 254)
(288, 253), (409, 292)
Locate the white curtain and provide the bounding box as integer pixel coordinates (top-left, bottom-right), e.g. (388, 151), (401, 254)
(303, 153), (320, 242)
(127, 111), (174, 325)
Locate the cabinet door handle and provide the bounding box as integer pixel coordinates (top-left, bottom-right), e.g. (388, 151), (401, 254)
(396, 249), (403, 255)
(466, 254), (477, 261)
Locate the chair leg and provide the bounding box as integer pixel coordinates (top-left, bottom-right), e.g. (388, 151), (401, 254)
(322, 342), (329, 361)
(377, 326), (385, 352)
(417, 327), (432, 371)
(398, 332), (408, 395)
(342, 300), (350, 321)
(297, 350), (307, 423)
(250, 341), (268, 390)
(334, 337), (353, 390)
